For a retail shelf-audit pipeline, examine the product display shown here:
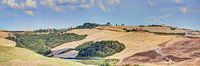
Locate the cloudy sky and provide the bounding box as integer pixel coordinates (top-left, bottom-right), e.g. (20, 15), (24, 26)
(0, 0), (199, 31)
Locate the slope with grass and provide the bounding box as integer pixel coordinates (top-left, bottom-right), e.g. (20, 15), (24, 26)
(0, 31), (16, 47)
(0, 46), (85, 66)
(0, 31), (85, 66)
(52, 28), (177, 60)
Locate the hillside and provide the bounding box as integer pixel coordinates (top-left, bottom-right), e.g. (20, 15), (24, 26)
(0, 46), (85, 66)
(52, 27), (177, 60)
(0, 31), (85, 66)
(0, 31), (16, 47)
(120, 38), (200, 66)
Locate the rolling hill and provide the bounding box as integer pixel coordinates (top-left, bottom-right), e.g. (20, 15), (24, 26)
(52, 26), (178, 60)
(0, 31), (85, 66)
(52, 25), (200, 66)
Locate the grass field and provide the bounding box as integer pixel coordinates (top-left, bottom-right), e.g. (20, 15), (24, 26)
(0, 31), (85, 66)
(0, 31), (16, 47)
(52, 28), (177, 61)
(0, 46), (85, 66)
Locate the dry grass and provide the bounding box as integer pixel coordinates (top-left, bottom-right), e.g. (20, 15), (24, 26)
(0, 31), (9, 38)
(0, 31), (85, 66)
(0, 46), (85, 66)
(0, 31), (16, 47)
(52, 28), (177, 61)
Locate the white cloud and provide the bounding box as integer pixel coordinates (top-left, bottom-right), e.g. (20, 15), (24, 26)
(3, 0), (24, 9)
(3, 0), (37, 9)
(41, 0), (120, 12)
(180, 6), (189, 13)
(97, 1), (107, 11)
(2, 0), (122, 15)
(3, 0), (37, 16)
(25, 10), (35, 16)
(25, 0), (37, 8)
(57, 0), (79, 4)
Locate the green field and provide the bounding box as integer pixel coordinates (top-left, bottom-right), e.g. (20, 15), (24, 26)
(0, 46), (84, 66)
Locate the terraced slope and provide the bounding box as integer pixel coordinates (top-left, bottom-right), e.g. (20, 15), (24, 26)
(52, 29), (176, 60)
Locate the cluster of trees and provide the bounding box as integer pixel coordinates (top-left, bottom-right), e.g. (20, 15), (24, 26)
(123, 28), (185, 36)
(75, 41), (125, 58)
(34, 22), (112, 33)
(6, 33), (87, 55)
(139, 24), (177, 30)
(123, 28), (150, 32)
(146, 24), (165, 27)
(154, 32), (185, 36)
(34, 28), (73, 33)
(75, 22), (111, 29)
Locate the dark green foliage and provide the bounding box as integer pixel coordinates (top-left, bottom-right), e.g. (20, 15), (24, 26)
(123, 28), (150, 32)
(75, 41), (94, 51)
(34, 28), (73, 33)
(138, 25), (145, 27)
(7, 33), (87, 55)
(75, 23), (101, 29)
(122, 64), (130, 66)
(76, 59), (119, 66)
(154, 32), (185, 36)
(76, 41), (125, 58)
(75, 22), (112, 29)
(147, 24), (164, 27)
(123, 28), (185, 36)
(169, 27), (177, 30)
(99, 63), (111, 66)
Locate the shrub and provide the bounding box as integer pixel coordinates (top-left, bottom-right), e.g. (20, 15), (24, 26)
(75, 23), (100, 29)
(154, 32), (185, 36)
(76, 41), (125, 58)
(99, 63), (111, 66)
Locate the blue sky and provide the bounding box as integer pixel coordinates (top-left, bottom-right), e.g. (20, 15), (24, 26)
(0, 0), (199, 31)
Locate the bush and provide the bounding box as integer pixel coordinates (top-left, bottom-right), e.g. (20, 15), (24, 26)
(99, 63), (111, 66)
(75, 22), (112, 29)
(75, 23), (100, 29)
(76, 41), (125, 58)
(154, 32), (185, 36)
(76, 59), (119, 66)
